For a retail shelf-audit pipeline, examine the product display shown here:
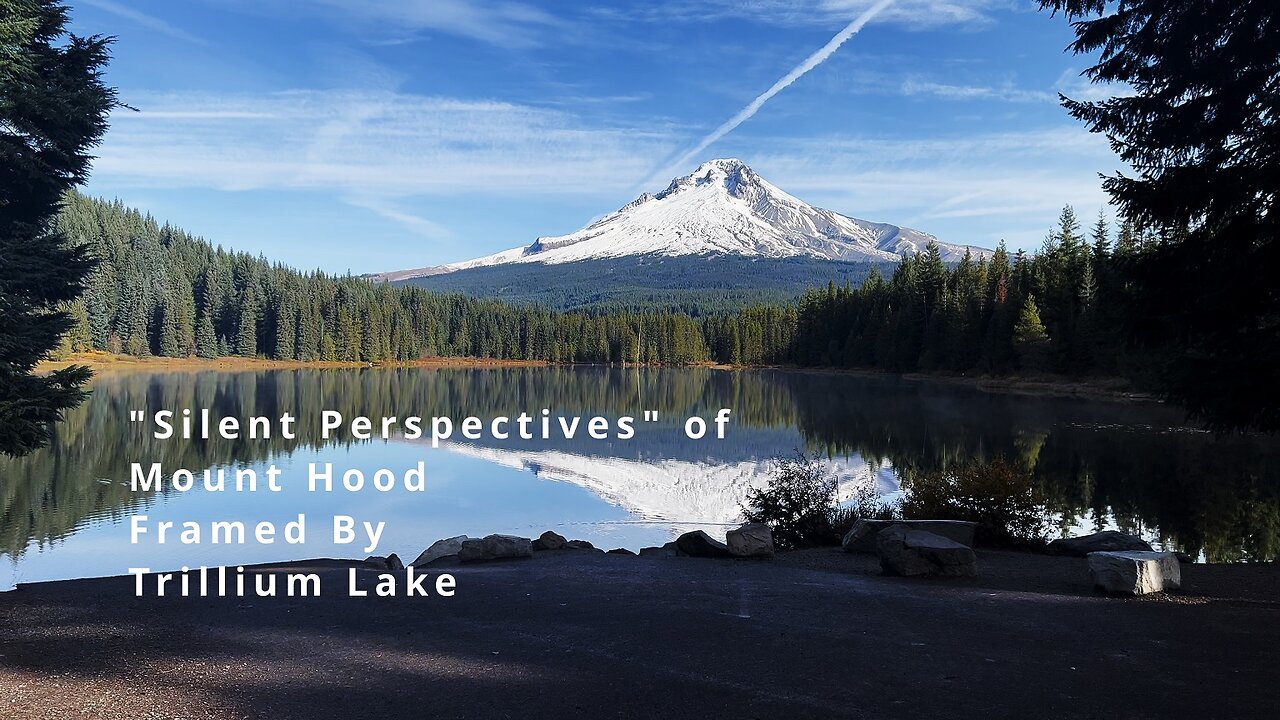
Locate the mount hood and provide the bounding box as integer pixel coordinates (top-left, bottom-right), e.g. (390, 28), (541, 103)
(377, 159), (987, 283)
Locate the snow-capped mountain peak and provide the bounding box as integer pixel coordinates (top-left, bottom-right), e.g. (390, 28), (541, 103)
(376, 160), (987, 281)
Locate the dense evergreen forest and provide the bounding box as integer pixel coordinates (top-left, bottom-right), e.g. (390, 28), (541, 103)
(792, 206), (1167, 379)
(55, 194), (725, 366)
(57, 193), (1173, 386)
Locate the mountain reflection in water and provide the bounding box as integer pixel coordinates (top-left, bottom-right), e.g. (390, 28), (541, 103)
(2, 367), (1277, 586)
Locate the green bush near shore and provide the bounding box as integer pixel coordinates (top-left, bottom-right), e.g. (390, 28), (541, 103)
(741, 454), (841, 549)
(900, 459), (1048, 549)
(743, 453), (898, 548)
(746, 455), (1049, 550)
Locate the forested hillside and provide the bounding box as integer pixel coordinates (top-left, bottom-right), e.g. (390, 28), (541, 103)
(393, 255), (886, 313)
(792, 207), (1165, 379)
(53, 194), (783, 365)
(55, 194), (1167, 383)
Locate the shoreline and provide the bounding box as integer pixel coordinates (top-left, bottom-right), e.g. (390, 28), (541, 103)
(785, 365), (1157, 403)
(39, 352), (1154, 403)
(36, 352), (550, 374)
(10, 542), (1275, 599)
(7, 546), (1273, 600)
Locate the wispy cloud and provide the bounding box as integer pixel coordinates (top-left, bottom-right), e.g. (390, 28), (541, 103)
(294, 0), (568, 48)
(82, 0), (210, 46)
(737, 128), (1117, 248)
(132, 110), (279, 120)
(96, 90), (675, 196)
(595, 0), (1005, 30)
(900, 77), (1056, 103)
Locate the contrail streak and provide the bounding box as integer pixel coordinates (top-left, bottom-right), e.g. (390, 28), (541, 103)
(649, 0), (897, 185)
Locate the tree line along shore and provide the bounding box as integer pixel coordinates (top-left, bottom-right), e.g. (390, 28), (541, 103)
(36, 351), (1147, 405)
(49, 194), (1178, 401)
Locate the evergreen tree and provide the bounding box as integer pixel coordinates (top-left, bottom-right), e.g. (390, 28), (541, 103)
(336, 307), (361, 362)
(297, 305), (320, 361)
(1013, 295), (1051, 372)
(319, 329), (337, 362)
(235, 287), (259, 356)
(1040, 0), (1280, 429)
(1090, 209), (1110, 262)
(53, 298), (91, 358)
(195, 311), (218, 359)
(273, 298), (296, 360)
(85, 268), (112, 349)
(0, 1), (117, 454)
(1114, 219), (1138, 258)
(724, 320), (742, 365)
(158, 294), (185, 357)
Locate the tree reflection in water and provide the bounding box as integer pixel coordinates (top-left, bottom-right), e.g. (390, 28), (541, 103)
(2, 368), (1276, 563)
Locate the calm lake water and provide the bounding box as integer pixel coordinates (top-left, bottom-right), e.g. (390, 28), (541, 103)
(3, 367), (1277, 587)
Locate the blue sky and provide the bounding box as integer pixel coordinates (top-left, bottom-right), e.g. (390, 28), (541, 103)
(71, 0), (1124, 274)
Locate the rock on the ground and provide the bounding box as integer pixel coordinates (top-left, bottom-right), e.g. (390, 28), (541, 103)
(607, 548), (637, 556)
(564, 539), (599, 551)
(675, 530), (734, 559)
(876, 525), (978, 577)
(364, 554), (405, 571)
(412, 535), (472, 566)
(1047, 531), (1153, 557)
(457, 539), (487, 562)
(843, 519), (977, 553)
(532, 530), (567, 551)
(487, 534), (534, 558)
(1088, 551), (1181, 595)
(459, 534), (534, 563)
(639, 544), (678, 557)
(726, 523), (775, 558)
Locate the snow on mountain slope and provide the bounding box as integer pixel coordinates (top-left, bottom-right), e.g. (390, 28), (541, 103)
(377, 159), (987, 282)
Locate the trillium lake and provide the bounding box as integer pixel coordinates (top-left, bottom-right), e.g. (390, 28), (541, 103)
(3, 367), (1277, 588)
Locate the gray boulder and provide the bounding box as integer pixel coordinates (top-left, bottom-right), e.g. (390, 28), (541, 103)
(532, 530), (567, 551)
(1088, 551), (1181, 595)
(457, 539), (487, 562)
(564, 539), (599, 551)
(412, 535), (472, 566)
(607, 548), (637, 556)
(876, 525), (977, 577)
(638, 543), (678, 557)
(363, 554), (405, 572)
(1047, 530), (1152, 557)
(459, 534), (534, 563)
(843, 519), (976, 553)
(726, 523), (775, 558)
(675, 530), (734, 559)
(484, 534), (533, 558)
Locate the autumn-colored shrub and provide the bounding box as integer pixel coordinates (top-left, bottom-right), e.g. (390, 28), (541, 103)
(900, 459), (1048, 548)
